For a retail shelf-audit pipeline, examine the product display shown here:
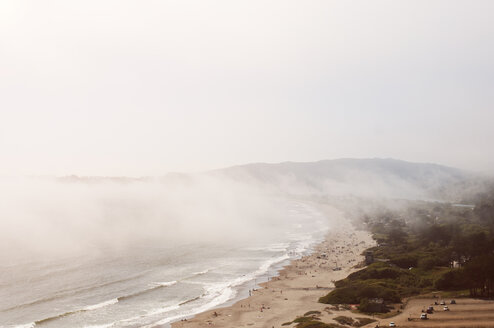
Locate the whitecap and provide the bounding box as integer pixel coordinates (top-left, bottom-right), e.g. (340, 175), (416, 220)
(83, 298), (118, 311)
(152, 280), (177, 287)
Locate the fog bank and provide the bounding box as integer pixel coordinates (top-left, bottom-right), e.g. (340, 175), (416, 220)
(0, 175), (287, 261)
(1, 158), (486, 262)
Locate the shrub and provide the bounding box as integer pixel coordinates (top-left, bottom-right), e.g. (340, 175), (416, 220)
(333, 316), (354, 325)
(434, 269), (466, 290)
(418, 256), (437, 270)
(294, 317), (319, 323)
(319, 282), (400, 304)
(354, 317), (377, 327)
(358, 298), (372, 313)
(296, 322), (345, 328)
(390, 254), (418, 268)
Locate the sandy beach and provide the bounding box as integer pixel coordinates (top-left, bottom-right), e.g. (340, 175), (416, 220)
(372, 297), (494, 328)
(171, 209), (376, 328)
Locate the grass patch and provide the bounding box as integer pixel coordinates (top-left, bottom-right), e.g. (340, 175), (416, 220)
(354, 317), (376, 327)
(296, 322), (345, 328)
(321, 261), (451, 306)
(333, 316), (354, 325)
(288, 314), (345, 328)
(294, 316), (320, 323)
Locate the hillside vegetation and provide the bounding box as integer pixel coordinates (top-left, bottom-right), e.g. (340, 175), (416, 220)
(320, 191), (494, 311)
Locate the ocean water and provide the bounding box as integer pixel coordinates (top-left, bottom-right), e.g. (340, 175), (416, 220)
(0, 202), (330, 328)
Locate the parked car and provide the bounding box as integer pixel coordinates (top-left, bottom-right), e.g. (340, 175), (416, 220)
(440, 300), (446, 305)
(389, 322), (396, 327)
(450, 299), (456, 304)
(427, 306), (434, 313)
(420, 313), (428, 320)
(443, 306), (450, 311)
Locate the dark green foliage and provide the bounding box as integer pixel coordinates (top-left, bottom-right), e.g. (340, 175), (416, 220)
(346, 262), (403, 280)
(389, 254), (418, 268)
(435, 269), (467, 290)
(333, 316), (354, 325)
(304, 310), (321, 316)
(388, 227), (407, 245)
(417, 256), (437, 270)
(475, 199), (494, 231)
(358, 298), (371, 312)
(322, 262), (421, 306)
(292, 317), (342, 328)
(462, 254), (494, 297)
(322, 191), (494, 309)
(296, 322), (345, 328)
(319, 281), (400, 305)
(287, 315), (346, 328)
(354, 317), (377, 327)
(294, 317), (320, 323)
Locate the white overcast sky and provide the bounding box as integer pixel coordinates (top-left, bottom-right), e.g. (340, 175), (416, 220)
(1, 1), (493, 176)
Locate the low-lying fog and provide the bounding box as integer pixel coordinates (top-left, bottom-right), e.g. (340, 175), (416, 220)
(0, 159), (484, 263)
(0, 175), (290, 262)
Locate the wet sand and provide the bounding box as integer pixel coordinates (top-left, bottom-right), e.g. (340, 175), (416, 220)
(171, 210), (376, 328)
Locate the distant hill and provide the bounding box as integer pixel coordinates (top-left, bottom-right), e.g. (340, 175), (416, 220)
(55, 158), (490, 202)
(214, 158), (487, 201)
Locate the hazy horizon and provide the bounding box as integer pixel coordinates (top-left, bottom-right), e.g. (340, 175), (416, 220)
(8, 157), (481, 179)
(2, 0), (494, 176)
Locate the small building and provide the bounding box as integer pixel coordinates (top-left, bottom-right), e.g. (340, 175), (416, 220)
(450, 255), (468, 268)
(450, 260), (461, 268)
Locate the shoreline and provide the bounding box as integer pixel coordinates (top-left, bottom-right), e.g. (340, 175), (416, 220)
(169, 208), (376, 328)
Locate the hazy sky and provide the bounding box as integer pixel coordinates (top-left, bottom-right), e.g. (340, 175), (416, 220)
(1, 1), (493, 176)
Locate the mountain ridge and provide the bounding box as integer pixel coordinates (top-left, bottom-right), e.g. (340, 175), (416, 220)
(53, 158), (489, 202)
(214, 158), (484, 201)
